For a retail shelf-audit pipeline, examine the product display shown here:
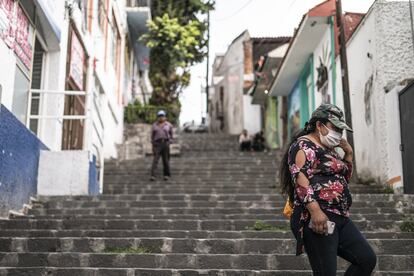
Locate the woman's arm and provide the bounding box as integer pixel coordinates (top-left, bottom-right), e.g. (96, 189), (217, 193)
(338, 138), (354, 180)
(294, 150), (328, 235)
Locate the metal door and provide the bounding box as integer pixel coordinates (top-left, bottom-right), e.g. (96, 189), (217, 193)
(399, 83), (414, 194)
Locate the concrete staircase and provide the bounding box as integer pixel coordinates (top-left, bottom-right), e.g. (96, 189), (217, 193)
(0, 133), (413, 275)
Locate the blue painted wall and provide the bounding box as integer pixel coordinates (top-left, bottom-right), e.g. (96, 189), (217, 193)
(0, 105), (48, 217)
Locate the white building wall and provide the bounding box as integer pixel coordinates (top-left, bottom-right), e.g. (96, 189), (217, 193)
(334, 57), (345, 113)
(221, 36), (245, 135)
(1, 0), (134, 161)
(0, 40), (16, 109)
(346, 1), (414, 188)
(226, 64), (244, 135)
(347, 8), (381, 181)
(242, 94), (261, 134)
(211, 31), (262, 136)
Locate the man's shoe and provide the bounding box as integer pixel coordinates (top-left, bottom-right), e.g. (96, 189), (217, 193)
(164, 176), (170, 181)
(150, 176), (155, 181)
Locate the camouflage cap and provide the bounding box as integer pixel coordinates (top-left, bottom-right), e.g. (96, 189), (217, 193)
(311, 104), (353, 132)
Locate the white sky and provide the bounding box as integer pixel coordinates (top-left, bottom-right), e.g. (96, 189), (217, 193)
(179, 0), (375, 125)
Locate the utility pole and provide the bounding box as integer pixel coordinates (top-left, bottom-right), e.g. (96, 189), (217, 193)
(205, 9), (210, 114)
(336, 0), (358, 178)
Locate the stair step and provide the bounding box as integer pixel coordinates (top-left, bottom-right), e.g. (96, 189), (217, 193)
(37, 194), (414, 202)
(1, 230), (413, 239)
(0, 253), (412, 270)
(0, 237), (413, 255)
(0, 219), (404, 231)
(5, 133), (412, 274)
(21, 214), (407, 221)
(0, 267), (411, 276)
(32, 200), (402, 209)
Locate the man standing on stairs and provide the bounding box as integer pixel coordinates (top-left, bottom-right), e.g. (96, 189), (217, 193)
(150, 110), (173, 181)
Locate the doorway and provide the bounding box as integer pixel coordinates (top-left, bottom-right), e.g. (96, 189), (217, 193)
(399, 83), (414, 194)
(62, 28), (87, 150)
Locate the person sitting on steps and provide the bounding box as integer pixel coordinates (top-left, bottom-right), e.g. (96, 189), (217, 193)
(239, 129), (251, 151)
(252, 131), (266, 152)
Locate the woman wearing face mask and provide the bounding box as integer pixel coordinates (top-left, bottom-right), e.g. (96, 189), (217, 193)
(280, 104), (377, 275)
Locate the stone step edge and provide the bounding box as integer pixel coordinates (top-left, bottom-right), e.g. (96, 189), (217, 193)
(1, 267), (413, 274)
(3, 237), (413, 241)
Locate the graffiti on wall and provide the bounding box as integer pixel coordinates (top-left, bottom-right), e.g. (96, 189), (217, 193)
(288, 84), (301, 139)
(265, 97), (278, 149)
(316, 43), (330, 104)
(364, 75), (373, 125)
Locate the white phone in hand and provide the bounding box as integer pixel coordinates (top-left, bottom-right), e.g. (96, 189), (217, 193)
(309, 220), (336, 235)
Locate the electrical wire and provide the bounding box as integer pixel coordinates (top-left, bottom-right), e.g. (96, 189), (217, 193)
(215, 0), (254, 21)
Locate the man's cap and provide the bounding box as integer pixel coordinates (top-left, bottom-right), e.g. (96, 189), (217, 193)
(157, 110), (167, 117)
(311, 104), (353, 132)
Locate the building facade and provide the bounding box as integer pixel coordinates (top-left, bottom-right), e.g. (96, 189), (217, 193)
(267, 0), (414, 193)
(0, 0), (151, 214)
(269, 0), (362, 141)
(209, 31), (289, 136)
(346, 0), (414, 192)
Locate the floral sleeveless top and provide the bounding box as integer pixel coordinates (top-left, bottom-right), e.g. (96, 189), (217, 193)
(288, 138), (353, 255)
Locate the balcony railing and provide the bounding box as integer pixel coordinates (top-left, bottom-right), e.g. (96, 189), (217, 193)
(126, 0), (151, 8)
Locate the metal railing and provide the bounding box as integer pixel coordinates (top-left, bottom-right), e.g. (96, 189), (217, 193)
(27, 88), (106, 190)
(27, 89), (90, 124)
(26, 89), (104, 150)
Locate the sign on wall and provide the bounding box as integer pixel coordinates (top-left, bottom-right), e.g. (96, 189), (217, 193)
(0, 0), (34, 69)
(0, 0), (15, 48)
(14, 4), (34, 69)
(69, 31), (85, 90)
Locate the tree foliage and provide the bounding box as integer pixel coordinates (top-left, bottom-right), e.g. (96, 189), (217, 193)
(141, 0), (214, 107)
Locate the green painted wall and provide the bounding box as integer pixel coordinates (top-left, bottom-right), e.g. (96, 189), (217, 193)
(265, 97), (279, 149)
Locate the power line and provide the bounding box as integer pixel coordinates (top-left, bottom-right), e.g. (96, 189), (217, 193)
(215, 0), (254, 21)
(286, 0), (299, 14)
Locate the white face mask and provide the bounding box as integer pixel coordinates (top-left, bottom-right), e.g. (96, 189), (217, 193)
(319, 124), (343, 148)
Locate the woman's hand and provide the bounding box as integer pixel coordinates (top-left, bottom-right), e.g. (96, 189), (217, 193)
(338, 138), (353, 155)
(307, 202), (329, 234)
(338, 138), (353, 163)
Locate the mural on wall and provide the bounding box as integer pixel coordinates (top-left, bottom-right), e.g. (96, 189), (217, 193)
(316, 43), (330, 104)
(364, 75), (373, 125)
(265, 97), (279, 149)
(288, 84), (301, 138)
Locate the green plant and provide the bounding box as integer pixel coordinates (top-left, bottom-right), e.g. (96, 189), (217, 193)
(124, 100), (180, 125)
(400, 219), (414, 232)
(382, 186), (394, 194)
(140, 1), (214, 106)
(357, 177), (376, 185)
(104, 246), (154, 254)
(246, 220), (290, 232)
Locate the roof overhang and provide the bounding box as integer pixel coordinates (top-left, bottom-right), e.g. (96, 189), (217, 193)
(269, 15), (330, 97)
(251, 57), (281, 105)
(126, 7), (151, 70)
(251, 43), (289, 105)
(34, 0), (61, 50)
